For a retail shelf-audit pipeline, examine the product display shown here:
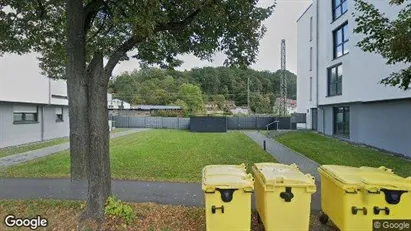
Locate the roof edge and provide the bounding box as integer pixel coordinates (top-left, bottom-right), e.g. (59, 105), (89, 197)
(297, 3), (313, 22)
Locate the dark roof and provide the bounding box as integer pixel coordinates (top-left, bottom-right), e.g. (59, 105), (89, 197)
(132, 105), (182, 110)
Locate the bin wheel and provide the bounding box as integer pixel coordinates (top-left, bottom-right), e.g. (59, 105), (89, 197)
(319, 212), (329, 225)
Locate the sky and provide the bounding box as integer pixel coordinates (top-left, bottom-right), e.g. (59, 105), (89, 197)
(0, 0), (312, 78)
(113, 0), (313, 76)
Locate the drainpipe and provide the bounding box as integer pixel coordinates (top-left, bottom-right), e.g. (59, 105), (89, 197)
(315, 0), (321, 133)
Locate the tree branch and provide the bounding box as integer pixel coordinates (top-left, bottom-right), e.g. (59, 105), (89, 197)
(104, 1), (215, 77)
(84, 0), (105, 32)
(104, 35), (144, 77)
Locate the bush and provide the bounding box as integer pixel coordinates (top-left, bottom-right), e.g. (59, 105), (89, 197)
(104, 196), (135, 224)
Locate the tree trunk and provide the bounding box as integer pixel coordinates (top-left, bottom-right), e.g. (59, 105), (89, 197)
(66, 0), (88, 180)
(81, 53), (112, 221)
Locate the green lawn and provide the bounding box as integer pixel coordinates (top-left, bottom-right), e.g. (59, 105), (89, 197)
(275, 131), (411, 177)
(0, 137), (69, 159)
(0, 130), (275, 182)
(0, 129), (129, 159)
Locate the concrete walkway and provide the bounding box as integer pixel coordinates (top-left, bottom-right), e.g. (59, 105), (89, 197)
(0, 129), (149, 168)
(244, 131), (320, 179)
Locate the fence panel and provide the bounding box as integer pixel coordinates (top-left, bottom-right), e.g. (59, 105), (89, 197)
(145, 117), (163, 128)
(112, 116), (128, 128)
(128, 117), (145, 128)
(112, 116), (295, 130)
(161, 117), (178, 129)
(178, 118), (190, 129)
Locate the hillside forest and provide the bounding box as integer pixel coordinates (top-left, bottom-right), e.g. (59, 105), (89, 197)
(109, 67), (297, 115)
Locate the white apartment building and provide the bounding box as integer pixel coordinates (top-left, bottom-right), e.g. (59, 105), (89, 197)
(297, 0), (411, 157)
(0, 54), (69, 148)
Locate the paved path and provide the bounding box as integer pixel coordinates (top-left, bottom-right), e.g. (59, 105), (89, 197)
(0, 178), (320, 210)
(0, 129), (149, 168)
(244, 131), (320, 179)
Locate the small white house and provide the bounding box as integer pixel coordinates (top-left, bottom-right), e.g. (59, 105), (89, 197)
(231, 107), (249, 115)
(107, 94), (131, 109)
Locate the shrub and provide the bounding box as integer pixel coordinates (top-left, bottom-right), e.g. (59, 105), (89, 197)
(104, 196), (135, 224)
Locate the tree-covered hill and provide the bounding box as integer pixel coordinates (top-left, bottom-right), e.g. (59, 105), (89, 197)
(109, 67), (296, 114)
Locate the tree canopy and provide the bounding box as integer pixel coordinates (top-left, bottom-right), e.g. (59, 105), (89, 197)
(1, 0), (276, 77)
(1, 0), (276, 221)
(354, 0), (411, 90)
(109, 67), (297, 114)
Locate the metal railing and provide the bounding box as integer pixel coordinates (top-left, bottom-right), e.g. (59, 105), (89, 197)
(265, 120), (279, 134)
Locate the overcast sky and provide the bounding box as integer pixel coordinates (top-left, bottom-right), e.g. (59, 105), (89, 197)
(1, 0), (312, 78)
(113, 0), (312, 76)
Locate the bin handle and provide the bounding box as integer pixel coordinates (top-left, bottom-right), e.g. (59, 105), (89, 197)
(374, 206), (390, 215)
(211, 205), (224, 214)
(351, 206), (367, 215)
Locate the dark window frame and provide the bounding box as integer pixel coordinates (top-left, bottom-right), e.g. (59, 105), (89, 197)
(309, 77), (313, 101)
(327, 63), (343, 96)
(310, 16), (313, 41)
(333, 22), (349, 59)
(332, 0), (348, 21)
(333, 106), (350, 137)
(310, 47), (313, 71)
(13, 107), (39, 124)
(56, 107), (64, 122)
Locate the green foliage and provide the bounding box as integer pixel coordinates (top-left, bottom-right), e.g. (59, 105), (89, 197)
(353, 0), (411, 90)
(178, 83), (205, 115)
(1, 0), (276, 78)
(111, 67), (297, 114)
(104, 196), (135, 224)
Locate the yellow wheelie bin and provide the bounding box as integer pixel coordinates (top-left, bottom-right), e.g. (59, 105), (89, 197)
(202, 163), (254, 231)
(318, 165), (411, 231)
(252, 163), (316, 231)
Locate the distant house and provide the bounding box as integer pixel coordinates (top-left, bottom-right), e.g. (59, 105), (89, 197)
(275, 98), (297, 115)
(231, 107), (249, 115)
(0, 54), (69, 148)
(206, 100), (238, 115)
(107, 94), (131, 109)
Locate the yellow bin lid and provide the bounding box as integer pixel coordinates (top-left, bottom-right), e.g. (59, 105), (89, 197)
(319, 165), (411, 191)
(202, 164), (254, 192)
(252, 163), (316, 191)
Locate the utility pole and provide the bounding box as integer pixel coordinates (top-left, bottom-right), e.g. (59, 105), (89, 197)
(247, 77), (250, 113)
(280, 39), (288, 117)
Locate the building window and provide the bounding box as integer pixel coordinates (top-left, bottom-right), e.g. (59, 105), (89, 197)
(13, 105), (38, 124)
(310, 17), (313, 41)
(310, 47), (313, 71)
(333, 22), (349, 58)
(333, 0), (348, 21)
(334, 106), (350, 137)
(309, 77), (313, 101)
(328, 64), (343, 96)
(56, 107), (64, 122)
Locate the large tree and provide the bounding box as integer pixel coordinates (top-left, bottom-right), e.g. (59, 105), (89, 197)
(0, 0), (275, 221)
(354, 0), (411, 90)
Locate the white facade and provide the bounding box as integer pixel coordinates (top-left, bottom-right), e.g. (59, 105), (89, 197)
(0, 54), (69, 148)
(298, 0), (410, 112)
(231, 107), (249, 115)
(297, 0), (411, 157)
(107, 95), (131, 109)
